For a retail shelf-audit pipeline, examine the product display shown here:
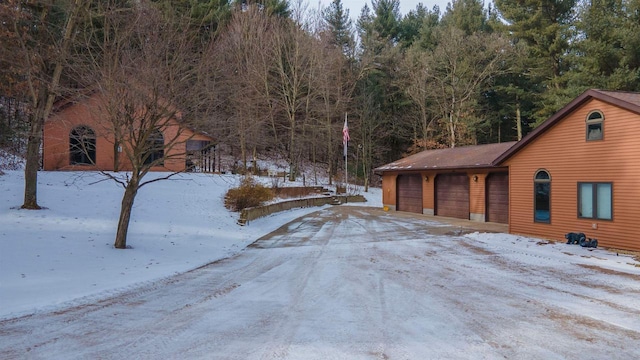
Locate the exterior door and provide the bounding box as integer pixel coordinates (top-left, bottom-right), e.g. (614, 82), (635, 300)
(436, 174), (469, 219)
(486, 172), (509, 223)
(396, 174), (423, 214)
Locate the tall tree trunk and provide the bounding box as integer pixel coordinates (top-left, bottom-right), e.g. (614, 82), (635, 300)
(113, 140), (120, 171)
(288, 116), (296, 181)
(240, 127), (247, 172)
(21, 0), (82, 209)
(448, 110), (456, 148)
(326, 114), (333, 185)
(22, 92), (46, 209)
(114, 177), (140, 249)
(516, 100), (522, 141)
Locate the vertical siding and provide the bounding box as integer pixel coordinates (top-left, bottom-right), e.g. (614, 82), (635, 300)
(506, 99), (640, 251)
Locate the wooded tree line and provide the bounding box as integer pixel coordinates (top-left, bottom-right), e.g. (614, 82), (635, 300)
(2, 0), (640, 189)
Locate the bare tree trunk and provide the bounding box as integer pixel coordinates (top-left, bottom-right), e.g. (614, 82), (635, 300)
(288, 123), (296, 181)
(114, 176), (139, 249)
(448, 109), (456, 148)
(113, 141), (120, 171)
(21, 0), (82, 209)
(23, 109), (44, 209)
(240, 127), (247, 172)
(252, 146), (257, 175)
(326, 114), (333, 185)
(516, 100), (522, 141)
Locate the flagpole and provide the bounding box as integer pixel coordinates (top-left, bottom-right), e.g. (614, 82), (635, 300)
(344, 113), (348, 194)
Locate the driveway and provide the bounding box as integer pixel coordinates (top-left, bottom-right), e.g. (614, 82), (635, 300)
(1, 206), (639, 359)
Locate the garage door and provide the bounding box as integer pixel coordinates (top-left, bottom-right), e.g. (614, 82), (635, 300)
(436, 174), (469, 219)
(486, 172), (509, 223)
(396, 174), (423, 214)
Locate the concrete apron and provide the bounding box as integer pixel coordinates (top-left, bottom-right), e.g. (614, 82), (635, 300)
(375, 207), (509, 235)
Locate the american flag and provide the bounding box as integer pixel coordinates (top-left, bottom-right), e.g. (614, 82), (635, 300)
(342, 116), (350, 157)
(342, 117), (350, 144)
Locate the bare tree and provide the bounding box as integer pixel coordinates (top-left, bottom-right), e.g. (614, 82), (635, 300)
(270, 16), (317, 181)
(214, 7), (276, 173)
(1, 0), (85, 209)
(423, 28), (516, 147)
(311, 31), (358, 185)
(78, 2), (213, 249)
(400, 48), (444, 152)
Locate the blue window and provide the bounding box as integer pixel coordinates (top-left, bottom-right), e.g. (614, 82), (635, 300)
(534, 170), (551, 223)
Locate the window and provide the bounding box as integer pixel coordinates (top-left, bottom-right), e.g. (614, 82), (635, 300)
(144, 130), (164, 165)
(578, 182), (612, 220)
(69, 126), (96, 165)
(534, 170), (551, 223)
(586, 111), (603, 141)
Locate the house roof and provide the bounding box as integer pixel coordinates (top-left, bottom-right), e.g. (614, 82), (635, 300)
(494, 89), (640, 164)
(374, 141), (517, 174)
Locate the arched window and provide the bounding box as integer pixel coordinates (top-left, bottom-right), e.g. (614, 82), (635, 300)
(534, 170), (551, 223)
(586, 110), (604, 141)
(69, 126), (96, 165)
(144, 129), (164, 165)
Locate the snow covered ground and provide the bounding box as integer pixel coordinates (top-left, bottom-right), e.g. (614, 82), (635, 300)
(1, 171), (640, 359)
(0, 170), (380, 319)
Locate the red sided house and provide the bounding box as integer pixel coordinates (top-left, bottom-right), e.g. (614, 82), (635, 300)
(376, 89), (640, 251)
(44, 92), (215, 173)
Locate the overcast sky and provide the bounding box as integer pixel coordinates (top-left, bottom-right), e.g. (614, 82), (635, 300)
(314, 0), (453, 21)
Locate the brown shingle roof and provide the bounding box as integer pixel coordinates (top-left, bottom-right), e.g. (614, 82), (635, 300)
(597, 90), (640, 108)
(494, 89), (640, 164)
(374, 141), (517, 173)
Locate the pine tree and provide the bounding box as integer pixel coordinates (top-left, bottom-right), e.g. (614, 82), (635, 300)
(494, 0), (578, 123)
(441, 0), (491, 35)
(322, 0), (355, 56)
(573, 0), (640, 91)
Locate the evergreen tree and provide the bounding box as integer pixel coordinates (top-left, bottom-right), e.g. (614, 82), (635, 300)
(322, 0), (355, 56)
(572, 0), (640, 91)
(494, 0), (578, 123)
(397, 4), (440, 49)
(371, 0), (402, 43)
(441, 0), (491, 34)
(356, 1), (412, 165)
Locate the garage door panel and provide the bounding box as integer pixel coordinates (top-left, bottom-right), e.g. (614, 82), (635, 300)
(486, 172), (508, 223)
(397, 175), (422, 214)
(436, 174), (469, 219)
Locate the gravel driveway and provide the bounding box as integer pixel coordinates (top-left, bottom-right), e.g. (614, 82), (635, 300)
(1, 206), (639, 359)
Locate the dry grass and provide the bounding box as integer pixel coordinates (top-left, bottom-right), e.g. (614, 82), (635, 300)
(224, 177), (274, 211)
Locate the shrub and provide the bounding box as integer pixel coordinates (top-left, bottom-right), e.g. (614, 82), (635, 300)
(224, 176), (274, 211)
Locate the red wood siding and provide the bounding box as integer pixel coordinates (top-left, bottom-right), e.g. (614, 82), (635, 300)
(506, 99), (640, 251)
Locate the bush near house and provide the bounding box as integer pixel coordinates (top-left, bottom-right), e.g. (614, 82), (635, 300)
(224, 177), (274, 211)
